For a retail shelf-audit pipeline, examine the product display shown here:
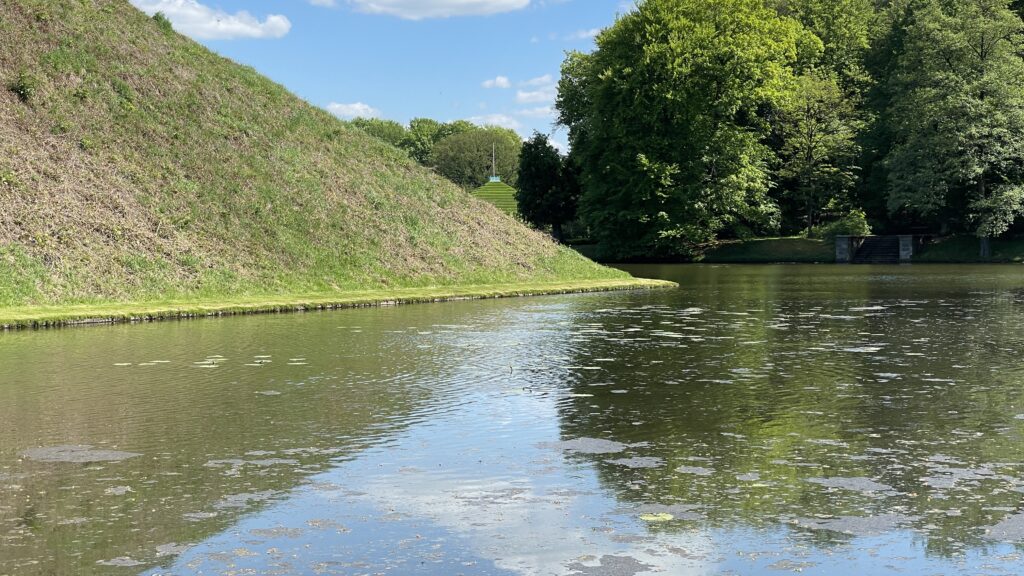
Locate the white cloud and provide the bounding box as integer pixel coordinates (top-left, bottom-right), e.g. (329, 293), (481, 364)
(515, 74), (557, 104)
(519, 74), (553, 87)
(129, 0), (291, 40)
(467, 114), (522, 130)
(327, 102), (381, 119)
(566, 28), (601, 41)
(348, 0), (530, 20)
(310, 0), (337, 6)
(482, 76), (511, 89)
(515, 106), (554, 119)
(516, 88), (556, 104)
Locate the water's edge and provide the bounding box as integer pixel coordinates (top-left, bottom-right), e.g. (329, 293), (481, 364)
(0, 278), (676, 331)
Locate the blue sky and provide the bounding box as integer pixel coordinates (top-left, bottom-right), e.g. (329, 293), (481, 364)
(129, 0), (634, 149)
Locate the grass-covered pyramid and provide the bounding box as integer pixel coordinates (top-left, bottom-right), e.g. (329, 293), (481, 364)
(473, 177), (518, 216)
(0, 0), (636, 311)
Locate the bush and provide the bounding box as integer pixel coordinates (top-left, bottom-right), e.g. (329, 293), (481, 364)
(806, 210), (872, 240)
(8, 70), (38, 103)
(153, 12), (173, 34)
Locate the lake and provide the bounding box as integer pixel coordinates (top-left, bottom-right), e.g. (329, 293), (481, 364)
(2, 264), (1024, 575)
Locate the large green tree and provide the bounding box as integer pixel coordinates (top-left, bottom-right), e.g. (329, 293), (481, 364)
(428, 126), (522, 190)
(557, 0), (808, 258)
(885, 0), (1024, 255)
(516, 133), (581, 241)
(777, 70), (864, 230)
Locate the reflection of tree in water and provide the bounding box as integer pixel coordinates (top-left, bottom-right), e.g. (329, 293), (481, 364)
(555, 268), (1024, 557)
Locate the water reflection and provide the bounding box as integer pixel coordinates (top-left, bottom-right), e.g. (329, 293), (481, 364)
(2, 265), (1024, 575)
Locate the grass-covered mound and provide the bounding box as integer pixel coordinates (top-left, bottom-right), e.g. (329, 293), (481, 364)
(0, 0), (631, 310)
(472, 180), (518, 216)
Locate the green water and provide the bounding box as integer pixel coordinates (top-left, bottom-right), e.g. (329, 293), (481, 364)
(2, 265), (1024, 575)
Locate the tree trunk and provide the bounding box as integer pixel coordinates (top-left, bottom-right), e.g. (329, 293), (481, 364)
(980, 236), (991, 259)
(552, 222), (564, 243)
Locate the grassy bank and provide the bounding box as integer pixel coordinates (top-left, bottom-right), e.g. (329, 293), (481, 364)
(0, 278), (676, 330)
(700, 238), (834, 263)
(915, 236), (1024, 263)
(0, 1), (630, 309)
(569, 238), (834, 263)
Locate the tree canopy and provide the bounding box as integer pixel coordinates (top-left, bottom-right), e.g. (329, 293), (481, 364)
(348, 118), (520, 191)
(428, 126), (522, 191)
(557, 0), (807, 258)
(516, 133), (581, 241)
(554, 0), (1024, 258)
(884, 0), (1024, 250)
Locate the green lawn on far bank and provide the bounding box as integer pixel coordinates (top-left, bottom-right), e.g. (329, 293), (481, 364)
(700, 238), (834, 263)
(569, 238), (834, 263)
(0, 278), (676, 330)
(915, 236), (1024, 263)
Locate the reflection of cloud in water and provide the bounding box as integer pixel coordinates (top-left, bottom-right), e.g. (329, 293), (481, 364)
(350, 472), (713, 575)
(160, 388), (715, 575)
(327, 388), (715, 575)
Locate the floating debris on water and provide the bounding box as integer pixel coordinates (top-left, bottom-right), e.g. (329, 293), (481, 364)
(676, 466), (714, 476)
(639, 512), (674, 522)
(22, 445), (141, 463)
(104, 485), (133, 496)
(96, 557), (144, 567)
(806, 477), (894, 493)
(538, 437), (630, 454)
(606, 457), (665, 469)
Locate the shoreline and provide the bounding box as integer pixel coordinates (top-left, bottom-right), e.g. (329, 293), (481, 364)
(0, 278), (676, 331)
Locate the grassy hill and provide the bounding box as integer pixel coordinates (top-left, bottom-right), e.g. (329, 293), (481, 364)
(0, 0), (650, 317)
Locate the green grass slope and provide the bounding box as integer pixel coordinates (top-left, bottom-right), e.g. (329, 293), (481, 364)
(0, 0), (633, 309)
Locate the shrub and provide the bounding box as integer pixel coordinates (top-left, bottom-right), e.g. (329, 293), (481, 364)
(153, 12), (173, 34)
(806, 210), (872, 240)
(8, 70), (38, 103)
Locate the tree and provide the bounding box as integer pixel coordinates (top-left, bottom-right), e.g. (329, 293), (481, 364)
(772, 0), (875, 85)
(884, 0), (1024, 256)
(428, 126), (522, 190)
(349, 117), (407, 149)
(401, 118), (474, 164)
(516, 133), (580, 241)
(557, 0), (806, 258)
(777, 70), (864, 230)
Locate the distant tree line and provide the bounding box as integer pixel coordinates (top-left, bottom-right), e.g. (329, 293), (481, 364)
(349, 117), (522, 190)
(552, 0), (1024, 258)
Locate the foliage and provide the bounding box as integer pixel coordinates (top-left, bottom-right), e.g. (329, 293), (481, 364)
(777, 70), (864, 229)
(152, 11), (173, 34)
(349, 117), (407, 149)
(772, 0), (874, 85)
(805, 209), (871, 240)
(401, 118), (473, 164)
(516, 133), (581, 240)
(557, 0), (804, 258)
(428, 126), (522, 190)
(884, 0), (1024, 243)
